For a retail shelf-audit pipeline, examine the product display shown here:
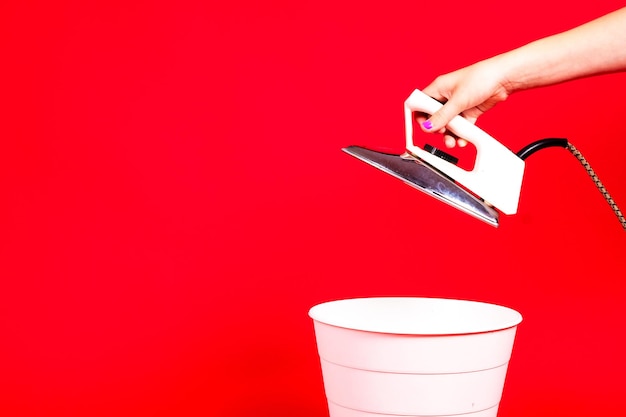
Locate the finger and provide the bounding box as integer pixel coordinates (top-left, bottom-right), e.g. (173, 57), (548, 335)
(423, 101), (463, 133)
(444, 133), (457, 148)
(443, 130), (467, 148)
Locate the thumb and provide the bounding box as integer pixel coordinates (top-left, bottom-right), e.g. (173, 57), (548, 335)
(422, 101), (463, 132)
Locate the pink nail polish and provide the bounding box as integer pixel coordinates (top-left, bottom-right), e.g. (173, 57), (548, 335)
(422, 120), (433, 130)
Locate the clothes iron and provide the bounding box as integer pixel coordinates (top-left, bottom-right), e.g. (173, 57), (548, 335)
(343, 89), (524, 227)
(343, 89), (626, 229)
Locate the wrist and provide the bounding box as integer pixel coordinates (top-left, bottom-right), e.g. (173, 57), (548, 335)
(487, 50), (532, 95)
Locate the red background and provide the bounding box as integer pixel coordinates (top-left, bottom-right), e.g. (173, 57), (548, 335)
(1, 1), (625, 416)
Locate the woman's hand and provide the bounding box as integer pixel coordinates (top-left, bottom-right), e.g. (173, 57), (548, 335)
(416, 59), (513, 148)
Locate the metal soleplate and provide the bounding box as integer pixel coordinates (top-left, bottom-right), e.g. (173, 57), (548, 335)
(342, 145), (499, 227)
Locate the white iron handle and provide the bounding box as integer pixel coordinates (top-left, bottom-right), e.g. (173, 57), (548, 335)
(404, 89), (525, 215)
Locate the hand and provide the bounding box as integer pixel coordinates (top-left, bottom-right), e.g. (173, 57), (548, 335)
(417, 59), (513, 148)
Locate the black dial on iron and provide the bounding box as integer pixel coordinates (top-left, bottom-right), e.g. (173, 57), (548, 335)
(424, 144), (459, 165)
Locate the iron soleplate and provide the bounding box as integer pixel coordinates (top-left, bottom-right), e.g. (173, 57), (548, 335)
(342, 145), (499, 227)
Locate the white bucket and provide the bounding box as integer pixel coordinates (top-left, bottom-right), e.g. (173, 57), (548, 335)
(309, 297), (522, 417)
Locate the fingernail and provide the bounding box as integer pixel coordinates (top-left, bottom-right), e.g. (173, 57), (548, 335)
(422, 120), (433, 130)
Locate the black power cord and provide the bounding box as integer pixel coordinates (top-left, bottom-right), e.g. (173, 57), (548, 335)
(516, 138), (626, 231)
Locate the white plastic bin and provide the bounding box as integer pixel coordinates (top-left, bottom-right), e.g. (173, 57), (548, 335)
(309, 297), (522, 417)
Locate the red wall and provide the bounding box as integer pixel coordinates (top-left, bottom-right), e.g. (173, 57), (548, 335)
(1, 1), (625, 416)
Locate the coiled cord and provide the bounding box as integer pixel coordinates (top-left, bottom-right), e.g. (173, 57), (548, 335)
(517, 138), (626, 231)
(566, 143), (626, 230)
